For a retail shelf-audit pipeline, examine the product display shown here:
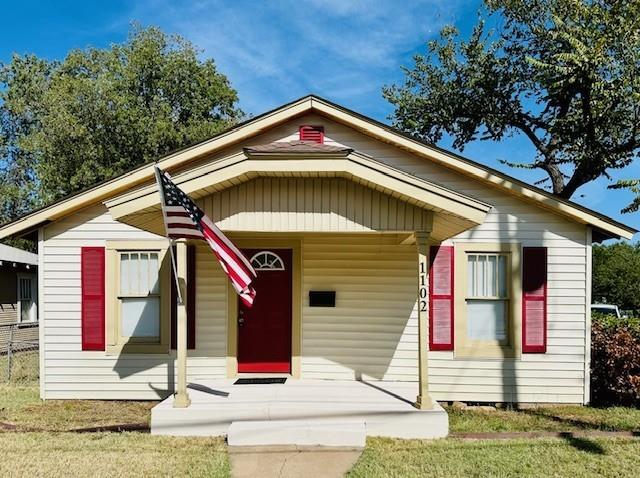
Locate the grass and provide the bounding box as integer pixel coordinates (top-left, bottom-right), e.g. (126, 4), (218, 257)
(348, 437), (640, 478)
(0, 350), (39, 384)
(0, 384), (154, 431)
(0, 432), (229, 478)
(1, 385), (639, 477)
(447, 405), (640, 433)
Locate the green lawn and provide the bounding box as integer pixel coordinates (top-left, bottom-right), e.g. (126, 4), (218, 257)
(0, 432), (229, 478)
(348, 437), (640, 478)
(447, 404), (640, 433)
(1, 385), (639, 477)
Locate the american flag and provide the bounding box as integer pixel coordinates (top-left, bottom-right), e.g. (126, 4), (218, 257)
(155, 166), (257, 307)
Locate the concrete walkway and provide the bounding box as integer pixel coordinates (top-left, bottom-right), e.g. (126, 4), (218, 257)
(228, 445), (363, 478)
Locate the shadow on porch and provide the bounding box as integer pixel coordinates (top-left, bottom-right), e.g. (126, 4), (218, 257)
(150, 379), (448, 440)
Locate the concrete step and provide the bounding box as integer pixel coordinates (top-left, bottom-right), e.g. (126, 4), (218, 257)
(227, 419), (366, 447)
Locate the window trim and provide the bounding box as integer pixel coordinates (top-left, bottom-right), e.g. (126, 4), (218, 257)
(105, 240), (171, 355)
(16, 273), (37, 323)
(454, 243), (522, 358)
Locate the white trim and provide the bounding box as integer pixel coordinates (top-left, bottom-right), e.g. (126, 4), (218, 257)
(0, 95), (633, 241)
(250, 251), (286, 271)
(38, 227), (45, 400)
(584, 226), (593, 405)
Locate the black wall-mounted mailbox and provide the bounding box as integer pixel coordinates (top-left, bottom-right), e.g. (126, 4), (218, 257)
(309, 291), (336, 307)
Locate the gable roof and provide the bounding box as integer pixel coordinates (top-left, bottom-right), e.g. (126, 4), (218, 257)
(0, 94), (635, 240)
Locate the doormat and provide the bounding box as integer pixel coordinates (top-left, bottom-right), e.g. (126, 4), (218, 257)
(234, 377), (287, 385)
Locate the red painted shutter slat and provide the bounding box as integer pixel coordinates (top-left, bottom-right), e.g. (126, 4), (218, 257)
(429, 245), (454, 351)
(522, 247), (547, 353)
(171, 245), (196, 350)
(81, 247), (105, 351)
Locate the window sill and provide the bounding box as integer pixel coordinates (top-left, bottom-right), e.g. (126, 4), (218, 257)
(106, 343), (170, 355)
(454, 343), (520, 359)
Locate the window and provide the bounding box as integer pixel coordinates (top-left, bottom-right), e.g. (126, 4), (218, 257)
(119, 252), (160, 339)
(250, 251), (285, 271)
(17, 274), (36, 322)
(466, 254), (508, 342)
(106, 241), (170, 354)
(454, 243), (522, 358)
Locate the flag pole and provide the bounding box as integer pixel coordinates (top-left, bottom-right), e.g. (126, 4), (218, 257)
(154, 165), (184, 306)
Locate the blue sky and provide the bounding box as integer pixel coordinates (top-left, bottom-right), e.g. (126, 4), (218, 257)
(1, 0), (638, 235)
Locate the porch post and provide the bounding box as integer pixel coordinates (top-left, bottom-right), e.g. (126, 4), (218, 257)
(173, 240), (191, 408)
(415, 231), (433, 410)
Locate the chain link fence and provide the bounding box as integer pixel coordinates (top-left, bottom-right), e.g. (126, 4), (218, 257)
(0, 322), (39, 384)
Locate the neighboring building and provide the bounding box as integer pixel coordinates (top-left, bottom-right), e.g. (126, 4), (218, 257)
(0, 244), (38, 325)
(0, 95), (635, 406)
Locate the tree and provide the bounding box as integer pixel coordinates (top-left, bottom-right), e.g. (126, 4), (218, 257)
(593, 242), (640, 311)
(0, 25), (243, 226)
(384, 0), (640, 206)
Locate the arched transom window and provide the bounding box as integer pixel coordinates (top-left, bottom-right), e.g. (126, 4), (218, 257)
(250, 251), (285, 271)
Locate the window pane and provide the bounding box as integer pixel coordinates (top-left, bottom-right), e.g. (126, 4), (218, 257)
(477, 255), (486, 296)
(139, 253), (149, 294)
(149, 253), (160, 294)
(121, 297), (160, 337)
(498, 255), (507, 297)
(486, 255), (497, 297)
(467, 299), (507, 340)
(120, 254), (130, 294)
(467, 255), (476, 296)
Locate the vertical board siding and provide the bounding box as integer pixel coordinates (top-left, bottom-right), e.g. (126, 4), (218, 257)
(198, 177), (431, 232)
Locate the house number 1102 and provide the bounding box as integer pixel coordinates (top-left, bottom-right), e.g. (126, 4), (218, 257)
(419, 261), (427, 312)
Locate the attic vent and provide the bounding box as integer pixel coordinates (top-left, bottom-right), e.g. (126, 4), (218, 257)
(299, 125), (324, 144)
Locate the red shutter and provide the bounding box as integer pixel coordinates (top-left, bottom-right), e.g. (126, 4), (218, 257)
(299, 125), (324, 143)
(522, 247), (547, 353)
(429, 245), (454, 351)
(81, 247), (105, 351)
(171, 245), (196, 350)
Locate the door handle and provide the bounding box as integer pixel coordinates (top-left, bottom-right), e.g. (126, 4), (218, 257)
(238, 317), (245, 327)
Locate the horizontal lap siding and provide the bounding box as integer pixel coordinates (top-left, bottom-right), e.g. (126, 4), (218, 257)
(283, 114), (588, 403)
(302, 235), (419, 381)
(42, 205), (228, 399)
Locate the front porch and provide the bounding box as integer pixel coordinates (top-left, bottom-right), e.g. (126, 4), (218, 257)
(151, 379), (448, 440)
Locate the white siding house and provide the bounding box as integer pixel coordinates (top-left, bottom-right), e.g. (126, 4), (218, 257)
(1, 95), (634, 410)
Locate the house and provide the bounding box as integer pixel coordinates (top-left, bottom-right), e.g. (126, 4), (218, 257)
(0, 244), (38, 325)
(0, 95), (635, 438)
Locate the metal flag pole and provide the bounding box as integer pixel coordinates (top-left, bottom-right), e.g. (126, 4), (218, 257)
(154, 165), (184, 306)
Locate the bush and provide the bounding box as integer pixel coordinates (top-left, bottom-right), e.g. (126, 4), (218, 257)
(591, 313), (640, 406)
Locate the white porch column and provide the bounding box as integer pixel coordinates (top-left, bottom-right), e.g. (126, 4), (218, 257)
(415, 231), (433, 410)
(174, 240), (191, 408)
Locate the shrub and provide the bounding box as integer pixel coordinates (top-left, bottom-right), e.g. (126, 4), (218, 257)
(591, 313), (640, 406)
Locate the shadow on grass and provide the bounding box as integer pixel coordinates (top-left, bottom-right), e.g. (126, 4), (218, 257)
(559, 433), (605, 454)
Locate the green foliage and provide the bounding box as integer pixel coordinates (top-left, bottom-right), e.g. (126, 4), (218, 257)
(591, 313), (640, 406)
(385, 0), (640, 208)
(592, 242), (640, 311)
(0, 25), (243, 226)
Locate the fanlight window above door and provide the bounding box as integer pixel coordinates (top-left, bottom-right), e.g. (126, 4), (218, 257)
(250, 251), (285, 271)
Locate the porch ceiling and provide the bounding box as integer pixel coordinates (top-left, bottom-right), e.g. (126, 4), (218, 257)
(104, 151), (491, 241)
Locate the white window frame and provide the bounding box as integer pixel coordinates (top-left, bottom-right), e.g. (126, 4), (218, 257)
(105, 241), (170, 355)
(250, 251), (285, 271)
(454, 243), (522, 359)
(465, 253), (510, 344)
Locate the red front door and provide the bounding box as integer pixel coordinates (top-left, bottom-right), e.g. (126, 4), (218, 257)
(237, 249), (292, 373)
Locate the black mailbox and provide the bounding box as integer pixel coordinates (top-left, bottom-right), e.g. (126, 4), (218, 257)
(309, 291), (336, 307)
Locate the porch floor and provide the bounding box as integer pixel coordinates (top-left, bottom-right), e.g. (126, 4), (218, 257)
(150, 379), (448, 440)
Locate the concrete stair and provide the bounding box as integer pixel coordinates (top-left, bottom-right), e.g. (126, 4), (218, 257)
(227, 419), (366, 447)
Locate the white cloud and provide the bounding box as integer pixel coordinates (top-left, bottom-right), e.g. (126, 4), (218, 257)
(124, 0), (467, 115)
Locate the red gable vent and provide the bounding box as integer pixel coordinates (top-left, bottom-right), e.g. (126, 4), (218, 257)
(299, 125), (324, 144)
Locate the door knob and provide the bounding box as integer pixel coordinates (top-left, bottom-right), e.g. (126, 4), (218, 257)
(238, 317), (245, 326)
